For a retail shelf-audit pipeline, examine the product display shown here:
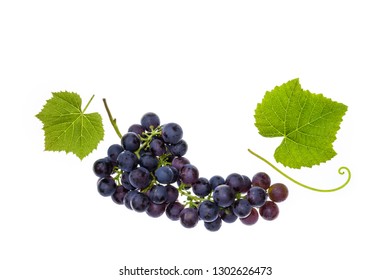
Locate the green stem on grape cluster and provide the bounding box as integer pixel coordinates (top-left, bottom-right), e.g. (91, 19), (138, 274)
(102, 98), (123, 139)
(247, 149), (351, 192)
(178, 183), (211, 207)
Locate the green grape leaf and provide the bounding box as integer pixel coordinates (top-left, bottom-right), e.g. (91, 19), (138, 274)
(254, 78), (348, 168)
(36, 91), (104, 160)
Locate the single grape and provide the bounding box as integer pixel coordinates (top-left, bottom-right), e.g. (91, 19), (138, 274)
(252, 172), (271, 190)
(121, 171), (136, 190)
(171, 156), (190, 171)
(179, 207), (199, 228)
(213, 184), (235, 208)
(209, 175), (225, 190)
(198, 200), (219, 222)
(162, 122), (183, 144)
(204, 217), (222, 232)
(124, 190), (138, 210)
(192, 177), (212, 197)
(107, 144), (124, 163)
(241, 175), (252, 193)
(129, 167), (151, 189)
(240, 208), (259, 225)
(232, 199), (252, 218)
(226, 173), (245, 193)
(128, 124), (144, 135)
(247, 186), (267, 207)
(168, 139), (188, 157)
(130, 192), (150, 212)
(141, 112), (160, 131)
(166, 202), (184, 221)
(146, 202), (166, 218)
(148, 184), (168, 204)
(111, 185), (128, 205)
(219, 207), (238, 223)
(165, 184), (179, 203)
(121, 132), (141, 152)
(155, 166), (175, 184)
(117, 150), (138, 172)
(139, 152), (159, 172)
(150, 138), (167, 156)
(97, 177), (116, 197)
(93, 157), (113, 177)
(259, 201), (279, 221)
(180, 164), (199, 184)
(268, 183), (289, 202)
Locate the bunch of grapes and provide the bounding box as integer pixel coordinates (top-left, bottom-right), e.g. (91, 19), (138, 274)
(92, 112), (288, 231)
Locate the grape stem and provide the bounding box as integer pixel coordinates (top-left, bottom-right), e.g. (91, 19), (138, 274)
(102, 98), (123, 139)
(247, 149), (351, 192)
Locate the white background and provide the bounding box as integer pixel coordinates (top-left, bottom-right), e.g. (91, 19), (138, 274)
(1, 1), (389, 279)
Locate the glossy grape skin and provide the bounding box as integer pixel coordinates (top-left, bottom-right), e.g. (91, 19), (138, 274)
(150, 138), (167, 156)
(146, 202), (166, 218)
(204, 217), (222, 232)
(171, 156), (190, 171)
(166, 202), (184, 221)
(179, 207), (199, 228)
(107, 144), (124, 163)
(111, 185), (128, 205)
(129, 167), (151, 189)
(97, 177), (116, 197)
(192, 177), (212, 197)
(162, 122), (183, 144)
(219, 207), (238, 223)
(93, 157), (113, 177)
(268, 183), (289, 202)
(226, 173), (245, 193)
(168, 139), (188, 157)
(155, 166), (175, 184)
(232, 199), (252, 218)
(139, 153), (159, 172)
(259, 201), (279, 221)
(124, 190), (138, 210)
(240, 208), (259, 225)
(121, 132), (141, 152)
(128, 124), (144, 136)
(165, 184), (179, 203)
(209, 175), (225, 190)
(148, 184), (168, 204)
(213, 184), (235, 208)
(247, 186), (268, 207)
(130, 192), (150, 212)
(180, 164), (199, 184)
(252, 172), (271, 190)
(198, 200), (219, 222)
(241, 175), (252, 193)
(141, 112), (160, 131)
(117, 151), (138, 172)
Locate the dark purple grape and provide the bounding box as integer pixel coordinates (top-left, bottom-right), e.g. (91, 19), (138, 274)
(130, 192), (150, 212)
(204, 217), (222, 232)
(240, 208), (259, 225)
(166, 202), (184, 221)
(219, 207), (238, 223)
(111, 185), (128, 204)
(155, 166), (175, 184)
(252, 172), (271, 190)
(117, 150), (138, 172)
(165, 184), (179, 203)
(128, 124), (145, 135)
(179, 207), (199, 228)
(198, 200), (219, 222)
(139, 153), (159, 172)
(171, 156), (190, 171)
(124, 190), (138, 210)
(148, 184), (168, 204)
(247, 186), (267, 207)
(162, 122), (183, 144)
(141, 112), (160, 131)
(192, 177), (211, 197)
(146, 202), (166, 218)
(93, 157), (113, 177)
(241, 175), (252, 193)
(209, 175), (225, 190)
(150, 138), (167, 156)
(232, 199), (252, 218)
(121, 132), (141, 152)
(213, 184), (235, 208)
(226, 173), (245, 193)
(129, 167), (151, 189)
(168, 139), (188, 157)
(180, 164), (199, 184)
(107, 144), (124, 163)
(259, 201), (279, 221)
(97, 177), (116, 197)
(121, 171), (136, 190)
(268, 183), (289, 202)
